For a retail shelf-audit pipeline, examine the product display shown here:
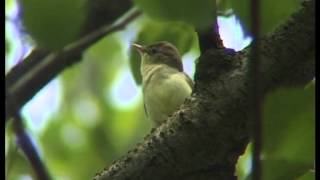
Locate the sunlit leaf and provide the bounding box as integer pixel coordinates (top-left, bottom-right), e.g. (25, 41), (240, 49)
(236, 143), (252, 180)
(84, 34), (124, 92)
(262, 157), (313, 180)
(133, 0), (216, 29)
(5, 37), (10, 56)
(5, 0), (15, 16)
(296, 170), (315, 180)
(21, 0), (86, 50)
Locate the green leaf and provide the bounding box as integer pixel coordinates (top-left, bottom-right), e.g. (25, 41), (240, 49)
(217, 0), (233, 14)
(230, 0), (300, 36)
(129, 19), (196, 84)
(61, 33), (124, 98)
(296, 170), (315, 180)
(5, 0), (15, 16)
(5, 37), (10, 55)
(133, 0), (216, 29)
(84, 33), (124, 89)
(262, 84), (315, 179)
(21, 0), (86, 50)
(262, 157), (313, 180)
(236, 143), (252, 180)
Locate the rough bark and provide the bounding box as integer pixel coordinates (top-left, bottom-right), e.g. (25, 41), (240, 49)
(94, 1), (314, 180)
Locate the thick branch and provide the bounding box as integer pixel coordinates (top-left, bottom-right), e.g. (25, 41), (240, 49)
(94, 1), (314, 179)
(5, 9), (142, 121)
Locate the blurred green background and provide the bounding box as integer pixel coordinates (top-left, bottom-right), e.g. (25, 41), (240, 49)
(5, 0), (314, 180)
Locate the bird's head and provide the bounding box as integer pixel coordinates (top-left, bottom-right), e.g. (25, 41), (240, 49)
(132, 41), (183, 72)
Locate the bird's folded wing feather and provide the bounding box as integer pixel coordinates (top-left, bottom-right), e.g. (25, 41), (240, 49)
(183, 72), (194, 89)
(144, 101), (148, 117)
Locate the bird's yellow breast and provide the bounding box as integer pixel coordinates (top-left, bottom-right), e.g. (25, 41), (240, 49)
(142, 65), (192, 126)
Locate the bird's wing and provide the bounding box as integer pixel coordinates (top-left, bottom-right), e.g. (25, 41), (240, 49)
(143, 100), (148, 117)
(183, 72), (194, 89)
(142, 89), (149, 118)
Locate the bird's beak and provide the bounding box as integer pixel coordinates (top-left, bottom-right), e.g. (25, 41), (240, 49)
(132, 43), (146, 54)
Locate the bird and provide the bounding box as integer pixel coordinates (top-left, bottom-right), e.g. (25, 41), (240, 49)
(132, 41), (193, 127)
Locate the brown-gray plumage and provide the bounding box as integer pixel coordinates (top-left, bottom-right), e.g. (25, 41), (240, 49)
(145, 42), (183, 71)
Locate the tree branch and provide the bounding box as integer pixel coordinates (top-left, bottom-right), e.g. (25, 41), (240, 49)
(6, 0), (132, 90)
(5, 9), (142, 122)
(94, 0), (314, 179)
(12, 113), (51, 180)
(6, 48), (50, 88)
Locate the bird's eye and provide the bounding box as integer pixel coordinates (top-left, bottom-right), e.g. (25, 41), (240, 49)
(150, 48), (157, 54)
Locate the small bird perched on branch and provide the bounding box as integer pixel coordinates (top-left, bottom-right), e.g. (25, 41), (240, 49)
(132, 41), (194, 127)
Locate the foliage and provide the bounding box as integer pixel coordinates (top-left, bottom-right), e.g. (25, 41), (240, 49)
(230, 0), (300, 36)
(297, 170), (315, 180)
(21, 0), (86, 50)
(236, 84), (315, 180)
(261, 84), (315, 180)
(133, 0), (216, 29)
(5, 0), (314, 180)
(5, 37), (10, 55)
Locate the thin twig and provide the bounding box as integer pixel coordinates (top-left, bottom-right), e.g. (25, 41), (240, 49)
(6, 0), (133, 97)
(5, 8), (142, 122)
(250, 0), (262, 179)
(12, 113), (51, 180)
